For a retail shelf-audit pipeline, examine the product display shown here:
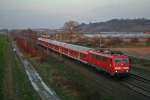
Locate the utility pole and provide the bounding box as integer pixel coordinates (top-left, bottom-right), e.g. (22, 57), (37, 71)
(99, 33), (102, 48)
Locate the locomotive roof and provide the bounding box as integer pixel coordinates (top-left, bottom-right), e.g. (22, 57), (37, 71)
(66, 43), (92, 51)
(39, 38), (92, 51)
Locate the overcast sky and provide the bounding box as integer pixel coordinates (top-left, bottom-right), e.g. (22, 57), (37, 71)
(0, 0), (150, 29)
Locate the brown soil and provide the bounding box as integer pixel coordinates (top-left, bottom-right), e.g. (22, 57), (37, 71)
(115, 47), (150, 59)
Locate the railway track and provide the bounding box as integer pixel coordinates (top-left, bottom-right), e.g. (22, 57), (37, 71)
(121, 73), (150, 98)
(59, 52), (150, 98)
(37, 45), (150, 99)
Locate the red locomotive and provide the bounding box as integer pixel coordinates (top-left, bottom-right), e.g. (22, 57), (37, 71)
(38, 37), (131, 76)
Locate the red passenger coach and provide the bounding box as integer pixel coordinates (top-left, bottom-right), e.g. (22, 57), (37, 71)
(38, 37), (131, 76)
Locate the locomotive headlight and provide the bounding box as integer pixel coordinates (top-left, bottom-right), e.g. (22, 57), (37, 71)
(114, 67), (121, 70)
(123, 67), (129, 69)
(110, 64), (111, 67)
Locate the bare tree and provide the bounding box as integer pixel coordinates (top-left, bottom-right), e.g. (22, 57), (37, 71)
(130, 37), (139, 45)
(63, 20), (79, 34)
(146, 38), (150, 46)
(105, 37), (123, 47)
(63, 20), (80, 42)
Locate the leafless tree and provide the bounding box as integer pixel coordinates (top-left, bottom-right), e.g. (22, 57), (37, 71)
(105, 37), (123, 47)
(63, 20), (79, 34)
(63, 20), (80, 42)
(130, 37), (139, 45)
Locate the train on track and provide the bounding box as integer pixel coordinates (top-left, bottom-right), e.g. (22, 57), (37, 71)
(38, 37), (131, 76)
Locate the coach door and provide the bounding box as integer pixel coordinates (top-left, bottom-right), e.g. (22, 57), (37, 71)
(105, 58), (113, 72)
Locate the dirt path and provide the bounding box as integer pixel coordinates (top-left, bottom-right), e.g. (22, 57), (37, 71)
(13, 42), (60, 100)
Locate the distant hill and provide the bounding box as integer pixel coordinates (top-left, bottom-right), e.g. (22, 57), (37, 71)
(79, 19), (150, 33)
(0, 29), (8, 33)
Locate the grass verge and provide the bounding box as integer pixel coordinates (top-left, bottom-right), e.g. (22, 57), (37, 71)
(29, 52), (113, 100)
(0, 35), (40, 100)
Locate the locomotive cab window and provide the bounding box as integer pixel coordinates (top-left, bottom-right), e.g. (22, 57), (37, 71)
(92, 54), (110, 62)
(115, 58), (129, 64)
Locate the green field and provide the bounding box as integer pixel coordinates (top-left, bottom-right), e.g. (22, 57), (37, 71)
(0, 35), (40, 100)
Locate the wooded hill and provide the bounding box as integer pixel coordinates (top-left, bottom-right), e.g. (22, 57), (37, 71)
(79, 19), (150, 33)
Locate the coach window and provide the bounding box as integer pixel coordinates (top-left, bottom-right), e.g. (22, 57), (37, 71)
(80, 54), (85, 58)
(108, 58), (112, 62)
(92, 54), (96, 59)
(102, 57), (109, 62)
(65, 48), (67, 52)
(99, 56), (104, 61)
(106, 58), (111, 62)
(95, 55), (102, 61)
(70, 50), (74, 54)
(105, 58), (108, 62)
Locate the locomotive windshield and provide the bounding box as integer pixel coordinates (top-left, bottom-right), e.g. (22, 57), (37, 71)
(115, 58), (129, 64)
